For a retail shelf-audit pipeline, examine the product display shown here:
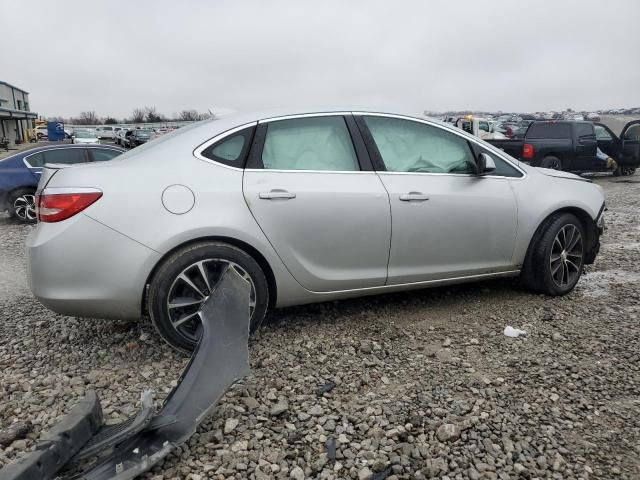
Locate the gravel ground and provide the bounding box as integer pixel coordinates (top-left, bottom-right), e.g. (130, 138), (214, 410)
(0, 174), (639, 479)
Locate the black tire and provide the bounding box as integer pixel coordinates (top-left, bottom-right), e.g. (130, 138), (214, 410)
(615, 166), (636, 176)
(148, 242), (269, 352)
(8, 188), (37, 223)
(521, 213), (586, 296)
(541, 156), (562, 170)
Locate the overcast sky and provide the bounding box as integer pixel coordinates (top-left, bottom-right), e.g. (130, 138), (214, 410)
(3, 0), (640, 119)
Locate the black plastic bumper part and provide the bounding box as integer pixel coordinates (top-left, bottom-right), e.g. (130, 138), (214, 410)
(0, 269), (251, 480)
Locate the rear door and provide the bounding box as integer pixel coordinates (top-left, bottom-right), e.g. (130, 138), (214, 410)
(573, 122), (598, 170)
(242, 114), (391, 292)
(619, 120), (640, 168)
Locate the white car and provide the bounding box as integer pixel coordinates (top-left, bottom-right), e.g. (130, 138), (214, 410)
(95, 126), (117, 139)
(72, 130), (100, 145)
(35, 126), (48, 139)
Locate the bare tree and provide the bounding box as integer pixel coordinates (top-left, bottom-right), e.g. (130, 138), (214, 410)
(131, 108), (145, 123)
(76, 111), (99, 125)
(144, 106), (164, 123)
(179, 109), (200, 121)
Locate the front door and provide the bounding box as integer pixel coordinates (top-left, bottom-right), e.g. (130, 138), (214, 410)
(357, 115), (519, 284)
(619, 121), (640, 170)
(594, 123), (619, 170)
(243, 115), (391, 292)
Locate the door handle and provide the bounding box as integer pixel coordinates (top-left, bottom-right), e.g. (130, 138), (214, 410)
(399, 192), (430, 202)
(259, 189), (296, 200)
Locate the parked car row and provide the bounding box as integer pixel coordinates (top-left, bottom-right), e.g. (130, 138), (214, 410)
(114, 128), (155, 148)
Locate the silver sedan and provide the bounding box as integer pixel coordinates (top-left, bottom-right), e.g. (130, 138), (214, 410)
(27, 108), (605, 351)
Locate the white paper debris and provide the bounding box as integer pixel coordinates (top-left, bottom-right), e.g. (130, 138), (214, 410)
(504, 326), (527, 338)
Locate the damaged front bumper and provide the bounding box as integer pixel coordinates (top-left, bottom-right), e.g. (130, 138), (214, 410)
(0, 269), (251, 480)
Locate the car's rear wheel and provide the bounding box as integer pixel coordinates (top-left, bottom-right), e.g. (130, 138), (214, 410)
(8, 188), (37, 223)
(148, 242), (269, 352)
(541, 156), (562, 170)
(521, 213), (585, 296)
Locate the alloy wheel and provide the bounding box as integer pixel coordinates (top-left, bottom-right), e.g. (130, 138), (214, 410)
(13, 194), (36, 222)
(166, 259), (256, 344)
(621, 166), (636, 176)
(549, 224), (583, 287)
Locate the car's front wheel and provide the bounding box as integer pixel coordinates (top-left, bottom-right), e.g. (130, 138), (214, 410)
(521, 213), (585, 295)
(614, 166), (636, 176)
(8, 188), (37, 223)
(148, 242), (269, 352)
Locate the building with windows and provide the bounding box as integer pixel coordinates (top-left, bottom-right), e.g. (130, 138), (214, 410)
(0, 81), (37, 145)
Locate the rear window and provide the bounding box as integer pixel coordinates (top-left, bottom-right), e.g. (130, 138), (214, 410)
(526, 123), (571, 139)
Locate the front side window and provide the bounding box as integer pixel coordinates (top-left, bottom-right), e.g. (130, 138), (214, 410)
(43, 148), (87, 165)
(594, 125), (613, 141)
(623, 124), (640, 141)
(477, 149), (523, 178)
(364, 116), (476, 174)
(261, 116), (358, 171)
(479, 121), (490, 132)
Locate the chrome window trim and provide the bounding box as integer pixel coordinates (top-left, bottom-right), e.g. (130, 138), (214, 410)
(193, 111), (528, 178)
(192, 121), (258, 171)
(352, 111), (528, 180)
(258, 112), (352, 123)
(244, 168), (375, 175)
(376, 171), (515, 180)
(22, 146), (121, 168)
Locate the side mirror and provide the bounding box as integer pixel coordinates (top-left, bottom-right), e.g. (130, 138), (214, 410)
(476, 152), (496, 176)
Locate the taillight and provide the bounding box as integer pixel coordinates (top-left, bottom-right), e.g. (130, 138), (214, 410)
(522, 143), (534, 160)
(36, 188), (102, 223)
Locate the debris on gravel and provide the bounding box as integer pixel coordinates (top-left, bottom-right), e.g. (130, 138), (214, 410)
(1, 174), (639, 479)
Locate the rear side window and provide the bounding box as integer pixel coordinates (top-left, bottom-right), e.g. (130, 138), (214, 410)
(526, 123), (571, 139)
(575, 123), (594, 138)
(90, 148), (122, 162)
(43, 148), (87, 165)
(200, 126), (255, 167)
(24, 152), (45, 168)
(261, 116), (359, 171)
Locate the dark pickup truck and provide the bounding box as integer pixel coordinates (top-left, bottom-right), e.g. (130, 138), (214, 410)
(487, 120), (640, 176)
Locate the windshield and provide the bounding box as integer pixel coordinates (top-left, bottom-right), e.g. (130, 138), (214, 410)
(75, 131), (96, 138)
(136, 130), (152, 137)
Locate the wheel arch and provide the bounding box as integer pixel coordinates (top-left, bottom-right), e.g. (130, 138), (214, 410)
(524, 205), (599, 270)
(141, 235), (278, 316)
